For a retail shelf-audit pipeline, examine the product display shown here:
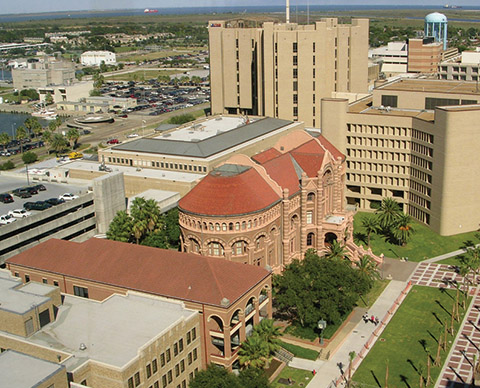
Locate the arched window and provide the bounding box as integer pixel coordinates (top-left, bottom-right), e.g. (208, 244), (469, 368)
(307, 192), (316, 202)
(235, 222), (240, 231)
(215, 223), (220, 231)
(290, 214), (299, 229)
(307, 232), (315, 246)
(229, 222), (234, 231)
(242, 221), (246, 230)
(222, 223), (227, 231)
(208, 242), (225, 256)
(232, 241), (248, 256)
(190, 238), (201, 252)
(209, 223), (214, 231)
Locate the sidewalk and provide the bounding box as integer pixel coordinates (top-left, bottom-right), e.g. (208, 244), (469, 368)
(307, 279), (409, 387)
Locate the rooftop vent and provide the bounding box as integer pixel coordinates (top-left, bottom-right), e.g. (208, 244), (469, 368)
(221, 297), (230, 307)
(79, 343), (87, 351)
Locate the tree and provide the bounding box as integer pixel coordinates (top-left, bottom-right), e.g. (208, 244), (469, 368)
(93, 73), (105, 89)
(22, 151), (38, 165)
(16, 126), (27, 152)
(347, 351), (356, 388)
(42, 130), (52, 149)
(238, 367), (271, 388)
(50, 133), (68, 154)
(66, 128), (80, 148)
(48, 120), (58, 133)
(238, 333), (270, 369)
(45, 92), (54, 105)
(391, 213), (414, 246)
(274, 250), (371, 330)
(0, 132), (11, 150)
(189, 364), (241, 388)
(355, 255), (381, 281)
(168, 113), (196, 125)
(106, 211), (133, 242)
(254, 319), (282, 357)
(361, 215), (379, 247)
(326, 240), (348, 261)
(375, 197), (401, 230)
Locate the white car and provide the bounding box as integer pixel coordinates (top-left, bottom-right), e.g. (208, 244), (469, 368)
(127, 133), (139, 138)
(8, 209), (31, 218)
(0, 214), (16, 225)
(59, 193), (79, 201)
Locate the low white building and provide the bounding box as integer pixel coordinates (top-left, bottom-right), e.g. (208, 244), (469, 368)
(80, 50), (116, 66)
(438, 48), (480, 81)
(370, 42), (408, 75)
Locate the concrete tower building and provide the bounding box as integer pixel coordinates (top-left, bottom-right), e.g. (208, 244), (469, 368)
(208, 18), (369, 127)
(425, 12), (448, 50)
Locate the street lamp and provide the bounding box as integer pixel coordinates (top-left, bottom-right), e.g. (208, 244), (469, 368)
(318, 319), (327, 345)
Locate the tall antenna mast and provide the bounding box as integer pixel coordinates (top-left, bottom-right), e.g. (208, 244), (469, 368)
(286, 0), (290, 24)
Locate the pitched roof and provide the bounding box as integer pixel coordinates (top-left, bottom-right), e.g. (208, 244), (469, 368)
(261, 153), (302, 195)
(178, 165), (281, 216)
(316, 135), (345, 161)
(6, 239), (270, 308)
(252, 148), (282, 164)
(113, 117), (292, 158)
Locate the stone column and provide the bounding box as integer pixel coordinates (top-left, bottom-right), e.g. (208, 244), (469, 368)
(300, 173), (307, 255)
(281, 189), (290, 266)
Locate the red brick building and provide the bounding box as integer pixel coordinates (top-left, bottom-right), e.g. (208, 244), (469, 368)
(178, 131), (381, 272)
(6, 238), (272, 371)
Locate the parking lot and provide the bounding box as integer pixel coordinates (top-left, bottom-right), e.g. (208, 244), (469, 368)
(0, 176), (85, 219)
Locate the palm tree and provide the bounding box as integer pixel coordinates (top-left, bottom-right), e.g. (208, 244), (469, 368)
(375, 197), (401, 230)
(106, 211), (133, 242)
(66, 128), (80, 148)
(132, 218), (148, 244)
(24, 117), (42, 138)
(48, 120), (58, 133)
(0, 132), (11, 151)
(238, 333), (270, 369)
(391, 213), (414, 246)
(355, 255), (381, 281)
(42, 130), (52, 150)
(254, 319), (283, 356)
(143, 198), (162, 234)
(347, 351), (356, 388)
(326, 240), (348, 261)
(16, 126), (28, 153)
(362, 215), (379, 247)
(50, 133), (68, 155)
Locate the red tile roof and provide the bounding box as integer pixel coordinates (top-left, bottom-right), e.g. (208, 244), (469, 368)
(252, 148), (282, 164)
(261, 154), (301, 195)
(317, 135), (345, 161)
(7, 239), (270, 308)
(179, 167), (281, 216)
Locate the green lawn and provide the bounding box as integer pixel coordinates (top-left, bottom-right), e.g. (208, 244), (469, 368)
(272, 366), (313, 388)
(436, 255), (466, 266)
(353, 285), (469, 388)
(104, 69), (177, 82)
(357, 279), (390, 309)
(354, 211), (479, 261)
(279, 341), (319, 361)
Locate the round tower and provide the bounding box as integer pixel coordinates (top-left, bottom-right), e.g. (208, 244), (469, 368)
(425, 12), (448, 50)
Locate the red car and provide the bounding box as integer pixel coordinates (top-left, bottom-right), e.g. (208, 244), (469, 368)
(106, 139), (119, 145)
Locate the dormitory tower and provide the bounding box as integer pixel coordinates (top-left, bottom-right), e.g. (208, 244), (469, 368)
(208, 18), (369, 127)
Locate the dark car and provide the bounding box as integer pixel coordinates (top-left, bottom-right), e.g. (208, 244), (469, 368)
(24, 201), (53, 211)
(31, 184), (46, 192)
(0, 193), (14, 203)
(12, 188), (32, 198)
(45, 198), (65, 206)
(24, 187), (38, 195)
(82, 129), (91, 135)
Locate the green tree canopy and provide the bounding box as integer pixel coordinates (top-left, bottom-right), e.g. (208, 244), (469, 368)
(24, 117), (42, 137)
(375, 197), (401, 230)
(274, 249), (372, 329)
(0, 132), (11, 149)
(238, 333), (270, 369)
(15, 126), (27, 142)
(45, 92), (54, 105)
(50, 133), (68, 154)
(106, 211), (133, 242)
(168, 113), (196, 125)
(66, 128), (80, 148)
(392, 213), (415, 246)
(361, 215), (379, 247)
(22, 151), (38, 165)
(189, 365), (242, 388)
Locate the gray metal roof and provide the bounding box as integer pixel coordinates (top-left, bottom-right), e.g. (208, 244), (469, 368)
(113, 117), (292, 158)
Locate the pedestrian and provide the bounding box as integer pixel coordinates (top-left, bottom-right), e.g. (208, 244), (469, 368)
(374, 316), (379, 326)
(371, 315), (375, 324)
(312, 369), (316, 376)
(363, 313), (368, 323)
(288, 377), (292, 385)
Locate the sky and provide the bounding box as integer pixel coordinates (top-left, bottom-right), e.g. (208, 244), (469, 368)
(2, 0), (480, 15)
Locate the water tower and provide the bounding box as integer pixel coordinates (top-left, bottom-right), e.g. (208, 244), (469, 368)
(425, 12), (448, 50)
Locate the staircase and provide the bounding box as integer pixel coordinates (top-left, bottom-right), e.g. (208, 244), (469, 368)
(275, 347), (294, 364)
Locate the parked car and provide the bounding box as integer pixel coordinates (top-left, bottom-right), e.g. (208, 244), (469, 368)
(12, 188), (32, 198)
(98, 164), (113, 172)
(106, 139), (119, 145)
(82, 129), (91, 135)
(31, 184), (46, 192)
(59, 193), (79, 201)
(8, 208), (31, 218)
(0, 214), (16, 225)
(0, 193), (14, 203)
(45, 198), (65, 206)
(24, 201), (53, 211)
(126, 133), (139, 138)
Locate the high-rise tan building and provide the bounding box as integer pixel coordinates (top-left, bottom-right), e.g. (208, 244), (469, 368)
(209, 18), (369, 127)
(321, 78), (480, 236)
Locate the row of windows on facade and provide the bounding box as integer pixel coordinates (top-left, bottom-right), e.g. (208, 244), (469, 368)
(107, 157), (207, 173)
(347, 123), (436, 145)
(128, 334), (198, 388)
(347, 134), (435, 154)
(440, 74), (480, 81)
(347, 168), (433, 187)
(441, 65), (480, 73)
(347, 148), (433, 170)
(128, 366), (197, 388)
(408, 204), (431, 225)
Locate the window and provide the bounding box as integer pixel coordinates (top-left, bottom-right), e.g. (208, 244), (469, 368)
(293, 68), (298, 78)
(174, 343), (178, 356)
(161, 353), (166, 366)
(179, 338), (184, 352)
(14, 272), (19, 277)
(192, 328), (196, 340)
(188, 352), (192, 365)
(307, 232), (315, 246)
(180, 360), (185, 372)
(152, 359), (158, 373)
(293, 106), (298, 117)
(73, 286), (89, 299)
(307, 192), (315, 202)
(147, 364), (152, 378)
(166, 349), (171, 362)
(42, 278), (48, 284)
(425, 97), (459, 110)
(175, 364), (180, 377)
(162, 375), (167, 388)
(187, 331), (191, 345)
(293, 55), (298, 66)
(53, 281), (59, 287)
(134, 372), (141, 387)
(306, 211), (313, 224)
(293, 42), (297, 52)
(313, 42), (316, 52)
(154, 382), (159, 388)
(193, 348), (197, 360)
(25, 274), (30, 283)
(25, 318), (34, 336)
(293, 81), (298, 91)
(381, 95), (398, 108)
(128, 377), (134, 388)
(168, 370), (173, 383)
(293, 94), (298, 104)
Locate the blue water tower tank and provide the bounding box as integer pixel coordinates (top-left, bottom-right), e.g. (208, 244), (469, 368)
(425, 12), (448, 50)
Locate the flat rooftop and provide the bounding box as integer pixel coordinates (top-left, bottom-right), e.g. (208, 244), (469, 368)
(0, 274), (51, 315)
(25, 293), (196, 370)
(111, 116), (293, 158)
(0, 350), (65, 388)
(66, 160), (203, 183)
(377, 79), (480, 95)
(348, 97), (435, 121)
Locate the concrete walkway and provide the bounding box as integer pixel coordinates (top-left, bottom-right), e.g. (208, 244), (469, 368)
(306, 280), (409, 387)
(424, 244), (480, 264)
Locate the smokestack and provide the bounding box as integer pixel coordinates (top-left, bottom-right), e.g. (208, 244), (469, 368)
(286, 0), (290, 24)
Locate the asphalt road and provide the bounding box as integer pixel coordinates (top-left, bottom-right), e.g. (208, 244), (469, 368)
(0, 176), (84, 217)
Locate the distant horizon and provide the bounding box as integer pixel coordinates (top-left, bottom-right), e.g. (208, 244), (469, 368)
(2, 2), (480, 16)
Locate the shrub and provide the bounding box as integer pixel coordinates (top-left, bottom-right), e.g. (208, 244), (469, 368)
(0, 160), (15, 170)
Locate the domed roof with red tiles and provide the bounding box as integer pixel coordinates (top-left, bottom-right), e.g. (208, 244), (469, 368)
(179, 164), (281, 216)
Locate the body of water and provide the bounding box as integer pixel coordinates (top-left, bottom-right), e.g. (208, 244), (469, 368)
(1, 5), (480, 23)
(0, 112), (48, 138)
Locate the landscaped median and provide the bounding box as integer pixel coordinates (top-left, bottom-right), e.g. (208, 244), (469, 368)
(352, 285), (471, 387)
